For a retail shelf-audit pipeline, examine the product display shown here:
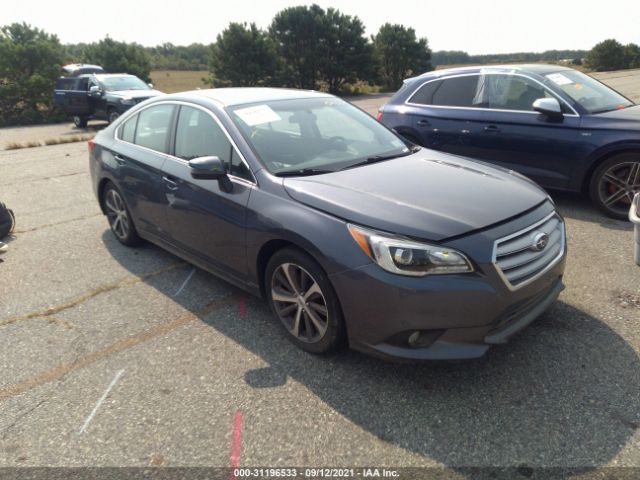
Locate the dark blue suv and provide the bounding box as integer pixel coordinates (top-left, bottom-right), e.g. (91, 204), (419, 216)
(379, 65), (640, 219)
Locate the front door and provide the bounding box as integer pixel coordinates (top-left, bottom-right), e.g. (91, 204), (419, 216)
(161, 105), (254, 278)
(462, 74), (581, 189)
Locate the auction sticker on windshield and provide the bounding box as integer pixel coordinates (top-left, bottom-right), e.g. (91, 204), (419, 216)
(235, 105), (281, 126)
(546, 73), (574, 85)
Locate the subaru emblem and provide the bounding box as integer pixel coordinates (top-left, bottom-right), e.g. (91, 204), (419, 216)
(530, 232), (549, 252)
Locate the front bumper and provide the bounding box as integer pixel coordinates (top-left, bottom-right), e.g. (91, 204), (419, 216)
(329, 202), (566, 361)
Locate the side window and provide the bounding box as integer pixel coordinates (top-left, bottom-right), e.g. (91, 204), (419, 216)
(119, 114), (138, 143)
(481, 75), (548, 112)
(55, 78), (76, 91)
(431, 75), (480, 107)
(410, 80), (442, 105)
(175, 106), (252, 181)
(77, 78), (89, 91)
(134, 104), (175, 153)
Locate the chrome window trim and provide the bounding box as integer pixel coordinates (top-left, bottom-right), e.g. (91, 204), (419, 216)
(491, 211), (566, 291)
(115, 100), (257, 186)
(405, 72), (579, 117)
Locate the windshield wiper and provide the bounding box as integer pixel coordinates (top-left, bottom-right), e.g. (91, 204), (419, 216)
(340, 149), (415, 171)
(274, 168), (335, 177)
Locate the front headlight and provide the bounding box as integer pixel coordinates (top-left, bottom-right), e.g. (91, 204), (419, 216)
(120, 98), (135, 105)
(348, 224), (474, 276)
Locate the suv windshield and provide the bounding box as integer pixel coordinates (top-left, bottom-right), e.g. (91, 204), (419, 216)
(228, 97), (409, 175)
(545, 70), (633, 114)
(99, 75), (150, 92)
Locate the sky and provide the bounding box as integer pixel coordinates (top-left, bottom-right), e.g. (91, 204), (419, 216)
(2, 0), (639, 55)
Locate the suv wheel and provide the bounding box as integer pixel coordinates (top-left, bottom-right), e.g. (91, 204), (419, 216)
(265, 248), (344, 354)
(589, 153), (640, 219)
(73, 115), (88, 128)
(107, 109), (120, 124)
(102, 182), (141, 246)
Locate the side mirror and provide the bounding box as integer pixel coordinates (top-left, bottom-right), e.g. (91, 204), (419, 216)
(89, 85), (102, 95)
(533, 98), (563, 118)
(148, 83), (154, 89)
(188, 156), (226, 180)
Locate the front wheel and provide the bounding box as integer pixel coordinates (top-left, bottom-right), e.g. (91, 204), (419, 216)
(73, 115), (88, 128)
(107, 109), (120, 124)
(265, 248), (345, 354)
(102, 182), (141, 246)
(589, 153), (640, 219)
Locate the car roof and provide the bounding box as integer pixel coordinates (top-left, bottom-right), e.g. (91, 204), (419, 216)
(412, 63), (573, 81)
(165, 87), (334, 107)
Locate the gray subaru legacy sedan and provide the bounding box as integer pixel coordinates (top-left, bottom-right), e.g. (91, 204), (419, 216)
(89, 88), (566, 361)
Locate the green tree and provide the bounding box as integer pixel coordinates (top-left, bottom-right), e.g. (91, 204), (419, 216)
(0, 23), (64, 126)
(586, 39), (627, 72)
(373, 24), (432, 90)
(82, 37), (151, 81)
(209, 23), (278, 87)
(320, 8), (373, 93)
(270, 4), (326, 89)
(624, 43), (640, 69)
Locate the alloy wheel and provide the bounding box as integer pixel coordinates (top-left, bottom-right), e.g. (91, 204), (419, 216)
(598, 161), (640, 217)
(104, 188), (130, 241)
(271, 262), (329, 343)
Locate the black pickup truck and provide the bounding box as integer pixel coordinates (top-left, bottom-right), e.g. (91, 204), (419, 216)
(54, 73), (163, 127)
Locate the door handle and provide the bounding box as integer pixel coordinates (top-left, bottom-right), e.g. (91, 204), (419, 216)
(114, 154), (126, 165)
(484, 125), (501, 133)
(417, 119), (431, 127)
(162, 176), (179, 191)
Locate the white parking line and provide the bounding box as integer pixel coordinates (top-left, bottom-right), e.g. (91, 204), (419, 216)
(79, 369), (125, 434)
(174, 268), (196, 297)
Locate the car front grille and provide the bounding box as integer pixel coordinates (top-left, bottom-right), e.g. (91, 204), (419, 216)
(493, 212), (565, 290)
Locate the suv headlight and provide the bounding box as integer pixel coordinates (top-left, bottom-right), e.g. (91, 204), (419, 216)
(348, 224), (473, 276)
(120, 97), (135, 105)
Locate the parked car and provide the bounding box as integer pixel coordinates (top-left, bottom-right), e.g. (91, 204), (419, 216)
(378, 65), (640, 219)
(89, 88), (566, 361)
(54, 73), (163, 128)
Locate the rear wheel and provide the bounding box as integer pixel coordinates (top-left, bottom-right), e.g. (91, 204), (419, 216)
(589, 153), (640, 219)
(102, 182), (141, 246)
(265, 248), (344, 354)
(73, 115), (88, 128)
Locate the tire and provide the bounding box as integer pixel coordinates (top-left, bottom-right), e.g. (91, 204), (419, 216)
(589, 153), (640, 219)
(265, 247), (345, 354)
(107, 109), (120, 124)
(102, 182), (142, 246)
(401, 133), (422, 147)
(73, 115), (88, 128)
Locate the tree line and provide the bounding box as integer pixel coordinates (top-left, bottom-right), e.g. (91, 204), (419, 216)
(2, 4), (639, 127)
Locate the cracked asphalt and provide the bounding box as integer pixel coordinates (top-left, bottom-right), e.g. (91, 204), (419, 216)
(0, 95), (639, 476)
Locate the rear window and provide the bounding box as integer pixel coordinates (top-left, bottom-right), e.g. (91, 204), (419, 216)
(119, 114), (138, 143)
(134, 105), (175, 153)
(431, 75), (480, 107)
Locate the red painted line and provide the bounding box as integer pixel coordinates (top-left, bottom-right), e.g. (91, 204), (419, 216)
(229, 410), (243, 478)
(238, 294), (247, 319)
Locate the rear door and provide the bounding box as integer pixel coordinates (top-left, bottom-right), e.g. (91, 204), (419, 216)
(108, 103), (176, 237)
(407, 74), (485, 157)
(161, 104), (254, 278)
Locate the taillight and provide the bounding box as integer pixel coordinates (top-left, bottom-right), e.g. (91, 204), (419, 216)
(376, 111), (384, 122)
(88, 139), (96, 154)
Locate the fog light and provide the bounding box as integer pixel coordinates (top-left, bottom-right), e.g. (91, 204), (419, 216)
(408, 331), (421, 346)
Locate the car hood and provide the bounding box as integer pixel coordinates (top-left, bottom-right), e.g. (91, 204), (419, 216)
(585, 104), (640, 130)
(108, 89), (163, 99)
(283, 151), (547, 241)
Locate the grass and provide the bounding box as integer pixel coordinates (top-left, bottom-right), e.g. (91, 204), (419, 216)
(4, 134), (95, 150)
(150, 70), (209, 93)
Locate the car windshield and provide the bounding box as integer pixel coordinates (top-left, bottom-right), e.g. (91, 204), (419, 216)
(100, 76), (150, 92)
(228, 97), (409, 175)
(545, 70), (633, 114)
